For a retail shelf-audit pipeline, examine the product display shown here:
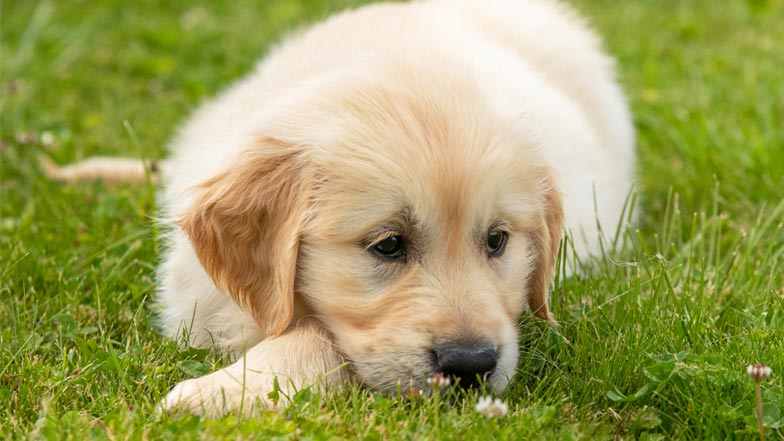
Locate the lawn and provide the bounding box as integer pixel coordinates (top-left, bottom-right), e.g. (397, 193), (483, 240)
(2, 0), (782, 439)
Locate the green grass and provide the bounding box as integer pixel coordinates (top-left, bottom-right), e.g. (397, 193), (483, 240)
(2, 0), (783, 439)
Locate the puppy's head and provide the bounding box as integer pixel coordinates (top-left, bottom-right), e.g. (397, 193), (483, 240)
(180, 62), (562, 393)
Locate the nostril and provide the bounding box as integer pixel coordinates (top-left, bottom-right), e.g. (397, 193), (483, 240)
(433, 341), (498, 388)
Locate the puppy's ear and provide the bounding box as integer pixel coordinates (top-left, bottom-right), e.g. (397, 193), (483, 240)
(178, 138), (311, 337)
(527, 170), (563, 325)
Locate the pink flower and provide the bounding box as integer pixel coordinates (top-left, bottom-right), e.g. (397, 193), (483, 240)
(747, 364), (772, 381)
(426, 373), (451, 390)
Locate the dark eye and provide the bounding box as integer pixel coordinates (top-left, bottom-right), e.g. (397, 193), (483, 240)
(486, 230), (508, 257)
(372, 235), (406, 261)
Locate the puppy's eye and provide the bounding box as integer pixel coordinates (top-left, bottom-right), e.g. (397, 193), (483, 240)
(372, 235), (406, 261)
(486, 230), (508, 257)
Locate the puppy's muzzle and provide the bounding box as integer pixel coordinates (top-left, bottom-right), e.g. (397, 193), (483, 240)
(433, 341), (497, 388)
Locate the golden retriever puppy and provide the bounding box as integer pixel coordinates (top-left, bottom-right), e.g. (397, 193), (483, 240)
(154, 0), (635, 415)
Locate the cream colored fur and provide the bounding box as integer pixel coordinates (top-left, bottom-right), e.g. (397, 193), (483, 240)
(135, 0), (631, 416)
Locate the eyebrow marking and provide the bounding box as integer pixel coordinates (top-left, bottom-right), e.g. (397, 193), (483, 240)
(363, 229), (401, 251)
(359, 205), (422, 258)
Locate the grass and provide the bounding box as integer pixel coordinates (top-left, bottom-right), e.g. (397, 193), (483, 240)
(1, 0), (782, 439)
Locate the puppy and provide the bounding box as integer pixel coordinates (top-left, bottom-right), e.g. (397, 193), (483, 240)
(56, 0), (634, 415)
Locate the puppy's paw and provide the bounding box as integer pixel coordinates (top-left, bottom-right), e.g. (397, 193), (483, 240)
(159, 321), (346, 417)
(159, 373), (275, 417)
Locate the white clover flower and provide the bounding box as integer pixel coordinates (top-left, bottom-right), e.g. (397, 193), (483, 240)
(475, 396), (509, 418)
(747, 364), (772, 381)
(747, 364), (772, 439)
(40, 131), (57, 148)
(426, 373), (451, 390)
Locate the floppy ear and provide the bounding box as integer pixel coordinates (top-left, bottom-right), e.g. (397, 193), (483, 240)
(178, 138), (311, 337)
(526, 170), (563, 325)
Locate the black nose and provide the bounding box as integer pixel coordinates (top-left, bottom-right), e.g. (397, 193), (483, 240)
(433, 341), (498, 388)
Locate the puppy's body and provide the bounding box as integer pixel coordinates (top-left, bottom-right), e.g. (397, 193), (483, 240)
(158, 0), (634, 414)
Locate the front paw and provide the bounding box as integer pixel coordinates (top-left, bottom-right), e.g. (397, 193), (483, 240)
(159, 320), (346, 416)
(159, 372), (276, 417)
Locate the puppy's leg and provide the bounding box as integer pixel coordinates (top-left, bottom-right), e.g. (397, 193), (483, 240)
(161, 319), (346, 417)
